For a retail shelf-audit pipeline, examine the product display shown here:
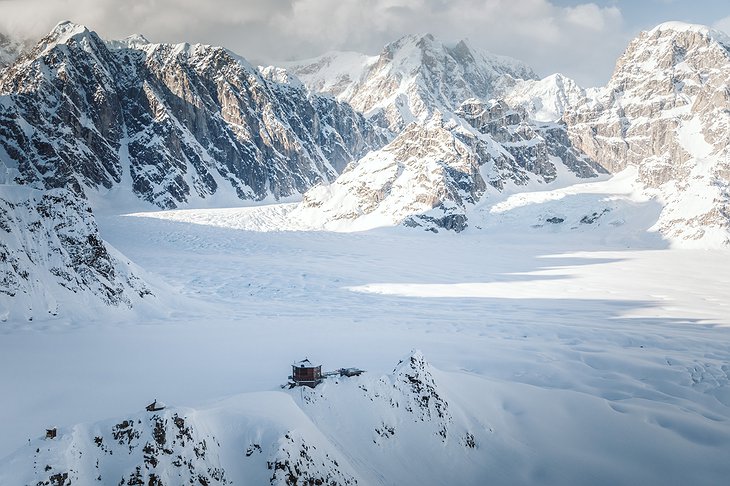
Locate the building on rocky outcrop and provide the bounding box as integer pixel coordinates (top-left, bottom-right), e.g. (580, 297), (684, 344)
(291, 359), (322, 388)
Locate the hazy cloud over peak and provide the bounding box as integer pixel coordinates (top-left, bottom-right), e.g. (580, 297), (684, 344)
(0, 0), (728, 86)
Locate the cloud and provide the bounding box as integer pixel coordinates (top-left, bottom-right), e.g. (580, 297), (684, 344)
(565, 4), (622, 31)
(0, 0), (631, 86)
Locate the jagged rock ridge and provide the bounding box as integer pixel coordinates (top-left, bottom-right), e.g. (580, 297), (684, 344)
(285, 34), (605, 232)
(0, 352), (487, 485)
(285, 34), (538, 132)
(0, 21), (386, 209)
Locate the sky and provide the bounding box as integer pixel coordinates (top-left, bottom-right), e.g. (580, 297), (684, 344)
(1, 0), (729, 86)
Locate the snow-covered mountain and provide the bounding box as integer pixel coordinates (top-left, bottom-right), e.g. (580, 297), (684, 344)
(293, 105), (604, 232)
(284, 34), (605, 232)
(284, 25), (730, 243)
(503, 73), (597, 123)
(0, 351), (489, 485)
(284, 34), (538, 132)
(0, 21), (387, 317)
(0, 21), (386, 209)
(0, 185), (151, 322)
(565, 22), (730, 245)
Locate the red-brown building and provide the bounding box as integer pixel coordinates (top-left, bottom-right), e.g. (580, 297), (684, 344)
(292, 358), (322, 388)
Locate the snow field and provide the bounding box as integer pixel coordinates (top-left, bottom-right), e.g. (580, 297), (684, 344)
(2, 194), (730, 483)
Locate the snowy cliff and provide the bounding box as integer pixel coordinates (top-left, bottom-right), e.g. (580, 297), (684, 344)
(0, 21), (386, 209)
(0, 185), (152, 322)
(0, 352), (488, 486)
(565, 22), (730, 245)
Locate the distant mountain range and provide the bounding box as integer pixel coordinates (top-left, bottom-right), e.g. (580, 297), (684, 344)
(1, 20), (730, 319)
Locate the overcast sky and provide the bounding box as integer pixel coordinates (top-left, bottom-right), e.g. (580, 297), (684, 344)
(1, 0), (729, 86)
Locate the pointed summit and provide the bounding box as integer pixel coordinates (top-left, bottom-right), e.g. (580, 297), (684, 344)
(32, 20), (104, 58)
(285, 32), (536, 132)
(46, 20), (93, 44)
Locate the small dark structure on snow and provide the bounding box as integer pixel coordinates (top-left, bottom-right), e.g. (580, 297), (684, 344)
(291, 358), (322, 388)
(338, 367), (364, 377)
(45, 427), (57, 439)
(287, 358), (365, 388)
(145, 399), (166, 412)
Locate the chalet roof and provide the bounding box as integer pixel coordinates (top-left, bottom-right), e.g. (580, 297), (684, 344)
(293, 358), (321, 368)
(146, 399), (167, 410)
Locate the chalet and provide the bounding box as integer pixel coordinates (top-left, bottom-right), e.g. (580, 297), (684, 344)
(291, 358), (322, 388)
(145, 399), (166, 412)
(45, 427), (57, 439)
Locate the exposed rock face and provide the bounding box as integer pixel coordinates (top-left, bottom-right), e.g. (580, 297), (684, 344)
(287, 35), (604, 232)
(564, 22), (730, 243)
(0, 186), (151, 322)
(0, 22), (386, 209)
(285, 34), (538, 132)
(457, 98), (605, 181)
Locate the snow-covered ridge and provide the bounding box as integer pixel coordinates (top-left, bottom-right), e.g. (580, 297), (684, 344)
(278, 50), (378, 100)
(648, 21), (730, 47)
(0, 21), (385, 209)
(503, 73), (595, 122)
(282, 33), (538, 132)
(0, 351), (488, 485)
(0, 185), (153, 322)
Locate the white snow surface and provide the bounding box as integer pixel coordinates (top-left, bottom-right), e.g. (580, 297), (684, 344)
(504, 73), (593, 122)
(2, 171), (730, 484)
(649, 21), (730, 46)
(2, 22), (730, 485)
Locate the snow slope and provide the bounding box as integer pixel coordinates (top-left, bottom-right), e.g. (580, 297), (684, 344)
(1, 194), (729, 484)
(0, 185), (153, 322)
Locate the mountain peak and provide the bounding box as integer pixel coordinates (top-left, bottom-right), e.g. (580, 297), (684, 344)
(124, 33), (150, 47)
(49, 20), (91, 40)
(33, 20), (101, 56)
(384, 32), (443, 58)
(646, 21), (730, 46)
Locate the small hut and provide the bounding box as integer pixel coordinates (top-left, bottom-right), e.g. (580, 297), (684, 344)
(291, 358), (322, 388)
(145, 399), (166, 412)
(45, 427), (57, 439)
